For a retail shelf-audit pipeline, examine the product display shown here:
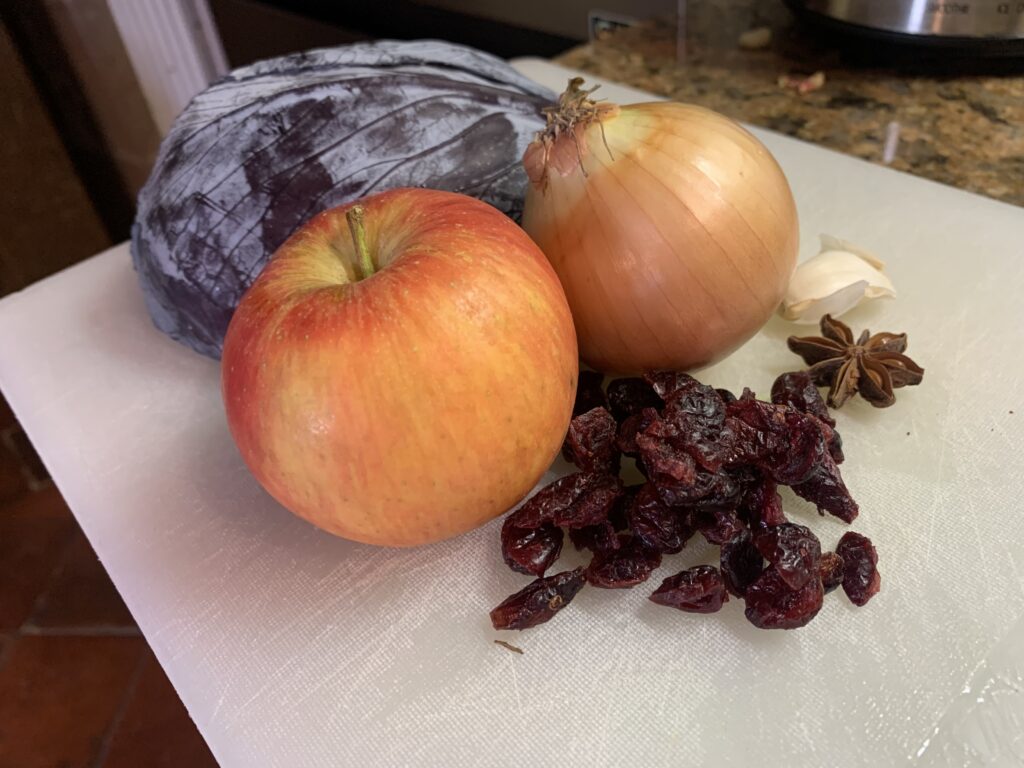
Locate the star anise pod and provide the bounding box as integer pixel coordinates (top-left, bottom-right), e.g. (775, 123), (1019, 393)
(787, 314), (924, 409)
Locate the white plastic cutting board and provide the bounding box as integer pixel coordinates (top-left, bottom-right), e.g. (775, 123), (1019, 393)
(1, 59), (1022, 767)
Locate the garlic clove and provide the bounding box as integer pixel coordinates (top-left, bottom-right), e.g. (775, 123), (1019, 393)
(780, 236), (896, 323)
(818, 234), (886, 270)
(783, 279), (870, 322)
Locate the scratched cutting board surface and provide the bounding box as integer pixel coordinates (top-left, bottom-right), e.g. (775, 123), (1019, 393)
(0, 59), (1022, 767)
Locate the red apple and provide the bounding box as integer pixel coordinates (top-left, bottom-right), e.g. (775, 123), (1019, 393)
(222, 188), (578, 547)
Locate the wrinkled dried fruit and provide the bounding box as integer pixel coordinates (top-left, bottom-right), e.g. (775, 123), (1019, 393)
(819, 551), (845, 594)
(644, 371), (700, 400)
(739, 475), (787, 532)
(564, 406), (620, 474)
(573, 370), (607, 417)
(568, 521), (619, 555)
(609, 485), (640, 530)
(661, 378), (725, 427)
(490, 568), (587, 630)
(650, 565), (729, 613)
(510, 472), (600, 528)
(501, 518), (563, 577)
(720, 530), (764, 597)
(606, 377), (661, 422)
(636, 430), (697, 488)
(511, 472), (623, 529)
(725, 398), (804, 466)
(693, 507), (745, 545)
(771, 370), (844, 463)
(791, 453), (859, 522)
(660, 383), (734, 471)
(771, 371), (834, 427)
(493, 367), (874, 633)
(662, 468), (746, 511)
(754, 523), (821, 590)
(552, 474), (623, 528)
(661, 376), (722, 418)
(628, 484), (694, 554)
(716, 388), (738, 405)
(586, 535), (662, 588)
(616, 407), (659, 456)
(744, 567), (824, 630)
(761, 410), (827, 485)
(819, 419), (845, 465)
(728, 398), (858, 522)
(836, 532), (880, 606)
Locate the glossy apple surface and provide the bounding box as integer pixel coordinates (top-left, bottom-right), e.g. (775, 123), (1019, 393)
(222, 188), (578, 547)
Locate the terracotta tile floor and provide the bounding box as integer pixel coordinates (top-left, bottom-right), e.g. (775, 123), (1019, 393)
(0, 395), (218, 767)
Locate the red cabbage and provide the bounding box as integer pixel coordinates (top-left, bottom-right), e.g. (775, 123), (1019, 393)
(131, 40), (553, 358)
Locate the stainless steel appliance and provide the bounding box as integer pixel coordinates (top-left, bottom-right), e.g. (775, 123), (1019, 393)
(786, 0), (1024, 54)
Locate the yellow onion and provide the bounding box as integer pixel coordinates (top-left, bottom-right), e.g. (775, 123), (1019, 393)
(522, 79), (799, 373)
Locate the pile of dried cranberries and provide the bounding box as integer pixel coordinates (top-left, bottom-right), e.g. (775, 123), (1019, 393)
(490, 370), (881, 632)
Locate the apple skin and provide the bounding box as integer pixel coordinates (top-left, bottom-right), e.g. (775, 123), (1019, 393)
(221, 188), (578, 547)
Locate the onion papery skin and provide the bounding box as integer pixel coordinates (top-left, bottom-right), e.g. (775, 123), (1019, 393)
(523, 100), (799, 374)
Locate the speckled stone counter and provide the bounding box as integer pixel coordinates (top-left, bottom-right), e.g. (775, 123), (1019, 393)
(554, 4), (1024, 206)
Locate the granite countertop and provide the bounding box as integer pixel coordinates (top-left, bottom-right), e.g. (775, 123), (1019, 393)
(554, 3), (1024, 206)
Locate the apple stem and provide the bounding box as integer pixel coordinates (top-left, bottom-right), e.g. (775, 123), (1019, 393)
(346, 205), (375, 280)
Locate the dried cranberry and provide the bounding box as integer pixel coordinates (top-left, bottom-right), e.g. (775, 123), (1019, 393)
(553, 474), (623, 528)
(771, 371), (844, 464)
(767, 413), (829, 485)
(586, 535), (662, 589)
(568, 521), (619, 555)
(606, 377), (661, 422)
(616, 407), (659, 456)
(726, 398), (788, 460)
(726, 399), (822, 482)
(654, 466), (745, 510)
(501, 519), (563, 577)
(743, 567), (824, 630)
(628, 484), (694, 554)
(661, 379), (726, 431)
(630, 384), (739, 473)
(660, 383), (733, 471)
(738, 475), (787, 532)
(636, 430), (697, 489)
(609, 485), (640, 531)
(828, 430), (845, 465)
(636, 410), (743, 509)
(728, 398), (857, 522)
(836, 532), (880, 606)
(490, 568), (587, 630)
(716, 388), (738, 405)
(693, 507), (745, 545)
(791, 454), (859, 522)
(510, 473), (620, 529)
(753, 523), (821, 590)
(490, 368), (870, 634)
(572, 370), (607, 417)
(564, 407), (620, 474)
(815, 419), (845, 465)
(650, 566), (729, 613)
(728, 464), (760, 494)
(644, 371), (700, 400)
(720, 530), (764, 597)
(819, 551), (845, 594)
(699, 469), (749, 509)
(510, 473), (596, 528)
(771, 371), (835, 427)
